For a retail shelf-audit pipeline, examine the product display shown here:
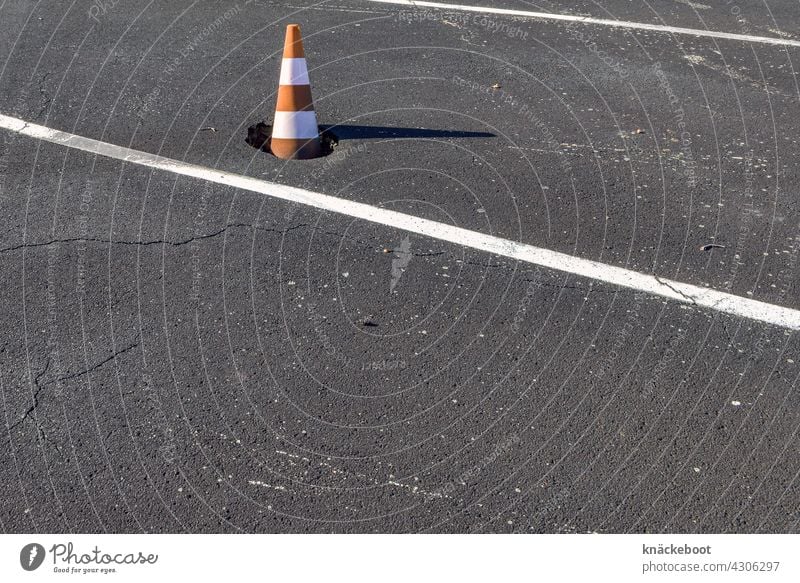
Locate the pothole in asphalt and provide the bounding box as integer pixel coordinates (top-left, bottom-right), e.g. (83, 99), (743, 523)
(245, 122), (339, 158)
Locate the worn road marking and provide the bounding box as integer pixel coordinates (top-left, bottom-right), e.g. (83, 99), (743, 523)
(365, 0), (800, 48)
(1, 112), (799, 329)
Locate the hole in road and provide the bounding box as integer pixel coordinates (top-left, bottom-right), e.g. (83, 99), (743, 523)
(245, 122), (338, 158)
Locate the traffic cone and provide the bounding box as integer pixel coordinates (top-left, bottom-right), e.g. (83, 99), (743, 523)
(270, 24), (322, 160)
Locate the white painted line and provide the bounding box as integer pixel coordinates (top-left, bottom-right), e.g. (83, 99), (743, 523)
(279, 57), (310, 86)
(370, 0), (800, 48)
(2, 111), (799, 330)
(272, 110), (320, 139)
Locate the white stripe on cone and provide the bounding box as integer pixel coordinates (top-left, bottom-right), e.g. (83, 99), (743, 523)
(271, 111), (319, 139)
(278, 58), (310, 86)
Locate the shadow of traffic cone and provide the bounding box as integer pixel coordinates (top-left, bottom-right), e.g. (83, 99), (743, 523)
(270, 24), (322, 160)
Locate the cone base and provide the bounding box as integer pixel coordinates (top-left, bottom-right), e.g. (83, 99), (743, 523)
(270, 136), (322, 160)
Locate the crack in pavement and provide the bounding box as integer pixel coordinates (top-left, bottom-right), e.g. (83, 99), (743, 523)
(7, 340), (140, 451)
(1, 220), (705, 305)
(0, 222), (451, 259)
(8, 357), (51, 432)
(654, 275), (698, 305)
(6, 357), (65, 454)
(49, 341), (139, 385)
(0, 222), (312, 254)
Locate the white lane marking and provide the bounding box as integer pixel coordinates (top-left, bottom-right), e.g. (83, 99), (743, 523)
(367, 0), (800, 48)
(1, 111), (799, 330)
(271, 111), (320, 138)
(279, 57), (311, 86)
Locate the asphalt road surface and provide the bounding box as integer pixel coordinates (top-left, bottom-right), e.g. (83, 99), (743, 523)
(1, 0), (799, 533)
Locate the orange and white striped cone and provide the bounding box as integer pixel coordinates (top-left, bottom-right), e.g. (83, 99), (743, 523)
(270, 24), (322, 160)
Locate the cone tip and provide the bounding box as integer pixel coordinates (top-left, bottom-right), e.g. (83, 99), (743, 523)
(283, 24), (305, 58)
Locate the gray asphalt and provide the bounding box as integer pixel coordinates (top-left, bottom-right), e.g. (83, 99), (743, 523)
(0, 0), (799, 533)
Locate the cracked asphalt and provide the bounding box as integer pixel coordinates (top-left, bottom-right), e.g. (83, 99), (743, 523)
(1, 0), (799, 533)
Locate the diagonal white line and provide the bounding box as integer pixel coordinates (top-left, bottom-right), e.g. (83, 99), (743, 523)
(365, 0), (800, 48)
(1, 111), (799, 329)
